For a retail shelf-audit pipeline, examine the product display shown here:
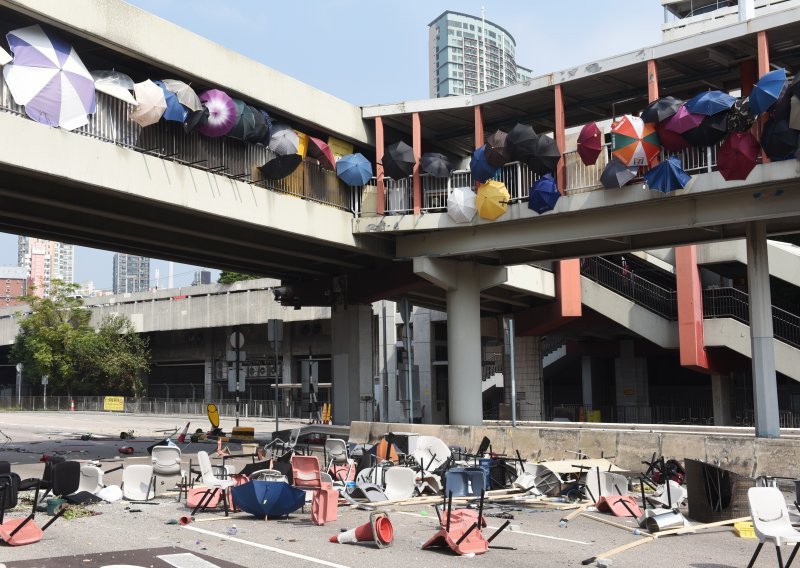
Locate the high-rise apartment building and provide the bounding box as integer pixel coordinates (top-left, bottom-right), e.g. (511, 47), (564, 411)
(0, 266), (29, 307)
(428, 10), (530, 98)
(17, 236), (74, 297)
(112, 253), (150, 294)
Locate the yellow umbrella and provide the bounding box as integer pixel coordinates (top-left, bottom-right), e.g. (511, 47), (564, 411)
(476, 180), (510, 221)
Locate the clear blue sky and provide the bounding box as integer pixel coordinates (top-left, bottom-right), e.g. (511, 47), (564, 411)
(0, 0), (664, 289)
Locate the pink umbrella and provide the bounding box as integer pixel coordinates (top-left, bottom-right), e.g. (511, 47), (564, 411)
(577, 122), (602, 166)
(662, 105), (704, 135)
(307, 136), (336, 170)
(197, 89), (236, 137)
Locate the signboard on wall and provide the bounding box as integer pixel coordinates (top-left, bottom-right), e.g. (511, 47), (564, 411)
(103, 396), (125, 412)
(327, 136), (354, 161)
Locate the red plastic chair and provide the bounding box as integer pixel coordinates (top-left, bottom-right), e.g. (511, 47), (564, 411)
(290, 456), (337, 525)
(0, 481), (65, 546)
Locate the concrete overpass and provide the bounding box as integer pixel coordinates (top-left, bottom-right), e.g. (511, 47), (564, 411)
(0, 0), (799, 432)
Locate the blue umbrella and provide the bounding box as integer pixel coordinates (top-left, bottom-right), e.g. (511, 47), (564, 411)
(684, 91), (736, 116)
(528, 174), (560, 214)
(470, 145), (499, 183)
(749, 68), (787, 115)
(154, 80), (188, 123)
(231, 480), (305, 519)
(643, 156), (691, 193)
(337, 153), (373, 186)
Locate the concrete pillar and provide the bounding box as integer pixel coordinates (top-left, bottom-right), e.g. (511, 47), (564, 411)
(746, 221), (780, 437)
(514, 335), (543, 421)
(647, 59), (659, 104)
(204, 356), (213, 401)
(614, 340), (649, 420)
(331, 304), (374, 425)
(581, 356), (593, 409)
(712, 374), (734, 427)
(739, 0), (755, 21)
(411, 307), (433, 423)
(676, 245), (709, 370)
(375, 116), (385, 215)
(413, 257), (507, 426)
(554, 84), (566, 191)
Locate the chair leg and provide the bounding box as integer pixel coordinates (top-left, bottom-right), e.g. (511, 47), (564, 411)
(222, 488), (229, 517)
(191, 488), (215, 517)
(747, 542), (764, 568)
(777, 544), (786, 568)
(786, 543), (800, 568)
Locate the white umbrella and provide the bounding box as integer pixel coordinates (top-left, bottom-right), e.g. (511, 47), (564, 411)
(130, 79), (166, 127)
(447, 186), (477, 224)
(91, 70), (137, 106)
(0, 45), (11, 66)
(161, 79), (202, 112)
(269, 123), (299, 155)
(3, 24), (96, 130)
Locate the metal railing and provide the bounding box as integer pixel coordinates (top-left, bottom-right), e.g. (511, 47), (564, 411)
(581, 256), (678, 319)
(0, 74), (351, 211)
(0, 395), (304, 420)
(703, 287), (800, 348)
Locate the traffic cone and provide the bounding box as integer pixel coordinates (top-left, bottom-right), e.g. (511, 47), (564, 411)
(70, 399), (75, 412)
(177, 422), (190, 443)
(329, 512), (393, 548)
(179, 515), (192, 525)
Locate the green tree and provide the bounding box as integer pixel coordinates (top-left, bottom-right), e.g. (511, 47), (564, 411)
(10, 280), (92, 396)
(218, 271), (260, 284)
(10, 280), (151, 397)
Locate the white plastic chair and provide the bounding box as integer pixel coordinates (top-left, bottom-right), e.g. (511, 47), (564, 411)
(413, 436), (451, 472)
(747, 486), (800, 568)
(77, 465), (103, 495)
(194, 450), (236, 517)
(383, 467), (416, 501)
(152, 446), (183, 477)
(250, 469), (287, 483)
(121, 464), (155, 501)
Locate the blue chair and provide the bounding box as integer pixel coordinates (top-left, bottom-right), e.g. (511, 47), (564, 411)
(445, 468), (485, 497)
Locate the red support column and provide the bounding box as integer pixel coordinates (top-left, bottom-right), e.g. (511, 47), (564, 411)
(676, 245), (709, 371)
(375, 116), (385, 216)
(554, 84), (566, 193)
(553, 84), (580, 317)
(474, 105), (484, 149)
(412, 112), (422, 215)
(757, 31), (770, 164)
(647, 59), (660, 167)
(740, 60), (757, 96)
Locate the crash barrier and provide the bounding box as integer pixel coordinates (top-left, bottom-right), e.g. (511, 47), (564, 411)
(350, 421), (800, 479)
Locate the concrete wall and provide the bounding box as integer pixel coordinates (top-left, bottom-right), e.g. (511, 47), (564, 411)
(349, 421), (800, 478)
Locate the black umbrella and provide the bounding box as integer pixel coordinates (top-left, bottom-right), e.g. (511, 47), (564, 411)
(791, 74), (800, 99)
(506, 123), (538, 163)
(727, 97), (755, 133)
(681, 111), (729, 147)
(420, 152), (453, 178)
(641, 96), (683, 124)
(529, 134), (561, 175)
(600, 157), (638, 189)
(183, 106), (209, 134)
(382, 141), (415, 178)
(484, 129), (509, 167)
(771, 90), (792, 122)
(760, 118), (799, 160)
(259, 153), (303, 180)
(246, 105), (268, 143)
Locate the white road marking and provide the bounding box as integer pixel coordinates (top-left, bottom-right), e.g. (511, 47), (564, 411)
(184, 526), (352, 568)
(158, 552), (222, 568)
(394, 510), (592, 545)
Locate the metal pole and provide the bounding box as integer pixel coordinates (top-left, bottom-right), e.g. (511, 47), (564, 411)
(274, 329), (280, 432)
(507, 317), (517, 427)
(381, 301), (389, 422)
(404, 300), (413, 424)
(235, 331), (241, 428)
(16, 363), (22, 405)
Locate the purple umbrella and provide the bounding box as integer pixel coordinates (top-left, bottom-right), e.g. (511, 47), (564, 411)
(3, 24), (95, 130)
(197, 89), (236, 137)
(661, 106), (704, 135)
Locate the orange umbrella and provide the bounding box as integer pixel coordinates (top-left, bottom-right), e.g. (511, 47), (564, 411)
(611, 115), (660, 167)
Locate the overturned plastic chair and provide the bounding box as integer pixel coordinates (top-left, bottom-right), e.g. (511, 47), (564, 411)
(77, 466), (103, 495)
(152, 445), (185, 496)
(192, 451), (236, 517)
(122, 464), (155, 502)
(445, 468), (485, 498)
(384, 467), (416, 501)
(0, 481), (65, 546)
(291, 455), (338, 525)
(413, 436), (451, 472)
(747, 486), (800, 568)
